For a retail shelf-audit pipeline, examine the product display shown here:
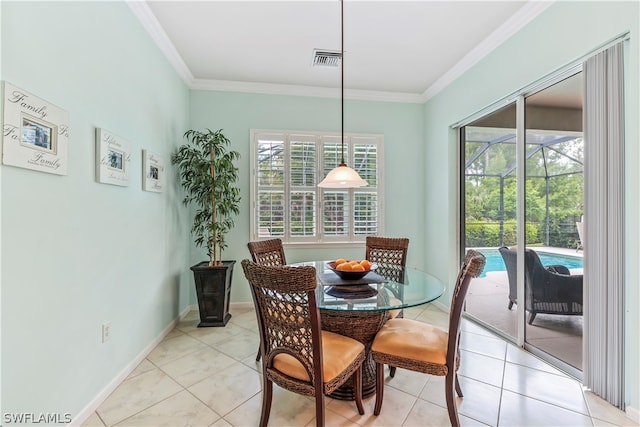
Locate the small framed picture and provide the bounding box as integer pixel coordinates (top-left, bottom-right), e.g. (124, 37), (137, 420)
(21, 115), (56, 153)
(96, 128), (130, 186)
(142, 149), (164, 192)
(1, 81), (69, 175)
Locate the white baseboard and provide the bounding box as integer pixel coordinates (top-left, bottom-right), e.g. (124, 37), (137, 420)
(231, 301), (254, 310)
(626, 405), (639, 423)
(71, 306), (191, 426)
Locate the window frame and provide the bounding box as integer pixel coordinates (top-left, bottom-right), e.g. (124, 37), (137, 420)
(250, 129), (384, 247)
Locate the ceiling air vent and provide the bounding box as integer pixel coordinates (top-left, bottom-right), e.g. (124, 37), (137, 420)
(312, 49), (341, 68)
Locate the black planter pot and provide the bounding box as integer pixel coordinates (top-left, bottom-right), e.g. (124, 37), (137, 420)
(190, 260), (235, 327)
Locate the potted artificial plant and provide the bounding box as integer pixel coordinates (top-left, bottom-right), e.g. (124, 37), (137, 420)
(172, 129), (241, 327)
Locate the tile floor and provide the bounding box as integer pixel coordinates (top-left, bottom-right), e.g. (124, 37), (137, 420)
(82, 304), (636, 427)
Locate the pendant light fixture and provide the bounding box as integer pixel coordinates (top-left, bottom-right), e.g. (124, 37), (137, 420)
(318, 0), (368, 188)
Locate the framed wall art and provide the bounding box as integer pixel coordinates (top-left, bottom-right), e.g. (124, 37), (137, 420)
(1, 81), (69, 175)
(142, 149), (164, 193)
(96, 128), (130, 186)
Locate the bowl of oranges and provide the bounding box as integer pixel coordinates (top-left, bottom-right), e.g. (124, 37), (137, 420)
(327, 259), (377, 280)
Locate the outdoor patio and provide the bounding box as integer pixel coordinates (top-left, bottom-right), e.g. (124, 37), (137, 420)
(464, 247), (583, 370)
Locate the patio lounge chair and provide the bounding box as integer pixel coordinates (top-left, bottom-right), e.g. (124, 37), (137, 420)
(499, 247), (583, 324)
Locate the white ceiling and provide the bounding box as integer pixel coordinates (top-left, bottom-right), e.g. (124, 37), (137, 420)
(130, 1), (555, 103)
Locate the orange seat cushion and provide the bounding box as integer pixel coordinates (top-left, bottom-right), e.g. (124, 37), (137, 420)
(372, 318), (448, 365)
(273, 331), (364, 383)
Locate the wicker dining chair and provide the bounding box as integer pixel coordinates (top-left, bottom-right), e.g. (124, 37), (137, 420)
(371, 249), (486, 427)
(365, 236), (409, 377)
(247, 238), (287, 361)
(365, 237), (409, 315)
(247, 238), (287, 267)
(241, 260), (366, 427)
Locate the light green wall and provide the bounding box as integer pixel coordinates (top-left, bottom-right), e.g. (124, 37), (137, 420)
(422, 0), (639, 413)
(188, 90), (425, 303)
(2, 0), (638, 421)
(1, 1), (191, 419)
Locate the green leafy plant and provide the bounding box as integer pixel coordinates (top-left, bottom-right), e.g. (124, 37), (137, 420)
(172, 129), (240, 267)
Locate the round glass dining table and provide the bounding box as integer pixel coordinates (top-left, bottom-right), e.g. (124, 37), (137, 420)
(292, 260), (446, 400)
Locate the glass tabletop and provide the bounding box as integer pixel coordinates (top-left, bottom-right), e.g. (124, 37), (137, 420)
(292, 260), (446, 313)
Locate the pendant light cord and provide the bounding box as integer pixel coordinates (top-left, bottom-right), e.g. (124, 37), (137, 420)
(340, 0), (346, 166)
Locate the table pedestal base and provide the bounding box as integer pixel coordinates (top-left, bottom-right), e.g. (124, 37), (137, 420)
(321, 310), (388, 400)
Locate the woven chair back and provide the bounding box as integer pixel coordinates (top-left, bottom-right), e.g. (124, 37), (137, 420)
(365, 237), (409, 283)
(241, 259), (321, 387)
(446, 250), (486, 368)
(247, 238), (287, 266)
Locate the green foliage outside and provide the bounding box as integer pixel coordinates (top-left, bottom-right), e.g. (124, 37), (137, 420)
(465, 132), (583, 248)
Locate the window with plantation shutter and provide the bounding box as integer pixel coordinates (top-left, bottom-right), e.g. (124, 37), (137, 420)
(251, 130), (383, 245)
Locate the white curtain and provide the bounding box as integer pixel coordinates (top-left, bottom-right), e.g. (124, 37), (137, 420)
(583, 41), (625, 409)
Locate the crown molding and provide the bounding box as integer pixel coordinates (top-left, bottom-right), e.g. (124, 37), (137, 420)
(130, 0), (552, 104)
(422, 1), (554, 102)
(191, 78), (424, 103)
(126, 1), (194, 85)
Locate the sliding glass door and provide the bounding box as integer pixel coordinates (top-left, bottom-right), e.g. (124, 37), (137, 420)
(461, 72), (584, 375)
(462, 102), (517, 340)
(524, 74), (584, 374)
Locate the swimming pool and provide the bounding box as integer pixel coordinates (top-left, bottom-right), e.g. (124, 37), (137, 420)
(476, 248), (583, 277)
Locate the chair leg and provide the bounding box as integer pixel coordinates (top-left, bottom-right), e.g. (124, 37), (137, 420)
(455, 372), (463, 397)
(259, 376), (273, 427)
(445, 371), (461, 427)
(508, 300), (514, 310)
(528, 312), (536, 324)
(389, 366), (397, 378)
(354, 365), (365, 415)
(256, 345), (261, 362)
(315, 393), (324, 427)
(373, 362), (385, 416)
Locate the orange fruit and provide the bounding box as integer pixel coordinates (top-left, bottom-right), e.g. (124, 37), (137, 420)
(335, 258), (347, 266)
(351, 264), (365, 272)
(337, 263), (352, 271)
(360, 260), (371, 270)
(349, 260), (360, 265)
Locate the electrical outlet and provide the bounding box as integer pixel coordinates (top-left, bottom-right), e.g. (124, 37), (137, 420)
(102, 322), (112, 343)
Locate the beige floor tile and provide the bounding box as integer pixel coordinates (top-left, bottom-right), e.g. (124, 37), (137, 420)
(329, 386), (415, 426)
(96, 368), (183, 426)
(322, 406), (366, 427)
(114, 390), (220, 426)
(502, 363), (588, 415)
(460, 318), (501, 339)
(400, 306), (425, 320)
(84, 307), (627, 427)
(413, 309), (450, 330)
(419, 376), (501, 426)
(159, 347), (236, 388)
(228, 309), (259, 331)
(80, 412), (106, 427)
(498, 390), (592, 426)
(186, 322), (245, 345)
(459, 331), (508, 360)
(505, 343), (569, 377)
(188, 362), (262, 417)
(402, 398), (489, 426)
(381, 367), (429, 398)
(458, 349), (505, 387)
(164, 327), (186, 341)
(147, 334), (208, 366)
(209, 418), (233, 426)
(224, 387), (315, 427)
(127, 359), (156, 380)
(583, 391), (638, 426)
(209, 329), (260, 360)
